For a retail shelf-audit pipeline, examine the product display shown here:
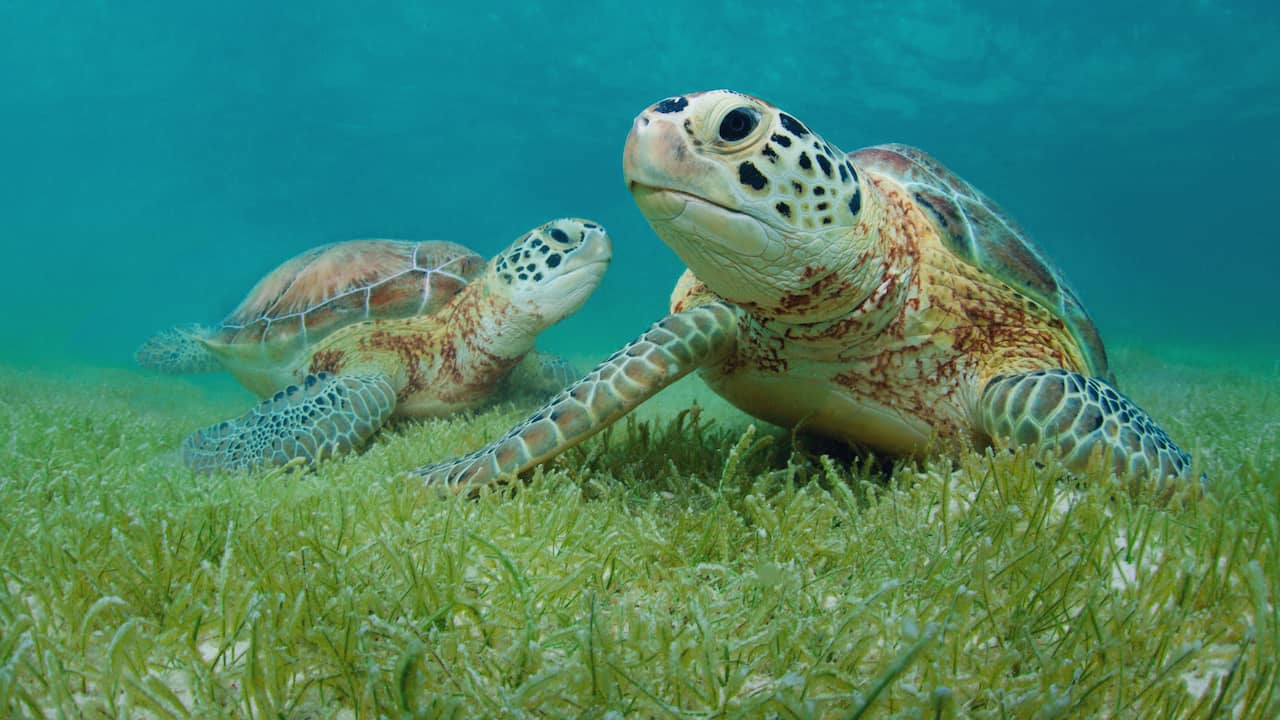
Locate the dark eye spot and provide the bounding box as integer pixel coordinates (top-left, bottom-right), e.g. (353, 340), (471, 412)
(770, 133), (792, 148)
(848, 189), (862, 216)
(815, 154), (833, 178)
(549, 228), (569, 244)
(719, 108), (757, 142)
(775, 202), (791, 218)
(655, 96), (688, 113)
(798, 152), (812, 171)
(738, 161), (768, 190)
(546, 254), (562, 268)
(779, 113), (809, 136)
(813, 186), (825, 196)
(532, 272), (543, 281)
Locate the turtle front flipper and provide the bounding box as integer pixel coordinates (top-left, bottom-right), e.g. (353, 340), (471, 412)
(182, 372), (398, 473)
(979, 369), (1198, 487)
(412, 302), (740, 489)
(135, 324), (223, 374)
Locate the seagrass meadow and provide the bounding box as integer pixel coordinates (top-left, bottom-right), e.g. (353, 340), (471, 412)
(4, 0), (1280, 717)
(1, 343), (1277, 718)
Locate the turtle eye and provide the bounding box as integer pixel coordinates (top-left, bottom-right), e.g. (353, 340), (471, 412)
(718, 108), (758, 142)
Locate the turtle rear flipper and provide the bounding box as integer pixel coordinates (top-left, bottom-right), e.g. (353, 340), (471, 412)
(135, 324), (223, 374)
(182, 372), (398, 473)
(979, 369), (1200, 488)
(412, 302), (739, 489)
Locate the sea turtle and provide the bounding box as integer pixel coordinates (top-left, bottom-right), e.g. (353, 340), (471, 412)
(137, 218), (611, 473)
(137, 237), (577, 393)
(135, 238), (491, 379)
(413, 90), (1198, 490)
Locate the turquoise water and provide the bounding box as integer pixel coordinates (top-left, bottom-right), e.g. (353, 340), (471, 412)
(2, 2), (1277, 371)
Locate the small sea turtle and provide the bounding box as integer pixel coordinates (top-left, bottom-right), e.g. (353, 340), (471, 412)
(136, 239), (490, 379)
(415, 91), (1198, 490)
(138, 218), (610, 473)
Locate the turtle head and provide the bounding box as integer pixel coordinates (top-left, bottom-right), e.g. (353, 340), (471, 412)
(624, 90), (878, 322)
(489, 218), (611, 332)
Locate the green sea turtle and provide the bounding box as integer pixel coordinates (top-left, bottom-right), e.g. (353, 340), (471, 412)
(414, 90), (1198, 490)
(138, 218), (610, 473)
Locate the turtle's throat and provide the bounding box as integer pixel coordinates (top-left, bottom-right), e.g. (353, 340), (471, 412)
(464, 275), (543, 359)
(831, 175), (908, 316)
(767, 188), (907, 328)
(773, 176), (918, 344)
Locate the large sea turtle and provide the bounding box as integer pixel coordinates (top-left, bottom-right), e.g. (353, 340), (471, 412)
(414, 91), (1198, 490)
(137, 218), (611, 473)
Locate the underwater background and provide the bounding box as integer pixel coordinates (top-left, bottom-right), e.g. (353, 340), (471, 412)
(1, 0), (1277, 374)
(4, 4), (1280, 714)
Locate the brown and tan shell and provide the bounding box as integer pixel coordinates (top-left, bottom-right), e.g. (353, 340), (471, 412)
(210, 239), (484, 359)
(852, 144), (1111, 380)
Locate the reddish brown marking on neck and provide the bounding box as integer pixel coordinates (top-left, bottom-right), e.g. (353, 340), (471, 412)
(361, 324), (432, 397)
(308, 349), (347, 376)
(776, 265), (859, 315)
(874, 181), (926, 267)
(436, 291), (523, 403)
(719, 312), (788, 377)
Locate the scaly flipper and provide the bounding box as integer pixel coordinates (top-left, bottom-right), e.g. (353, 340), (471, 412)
(412, 302), (740, 489)
(182, 372), (398, 473)
(506, 350), (581, 398)
(135, 324), (223, 374)
(980, 369), (1196, 486)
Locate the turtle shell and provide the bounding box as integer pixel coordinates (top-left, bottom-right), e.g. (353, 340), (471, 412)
(213, 239), (485, 351)
(851, 144), (1110, 380)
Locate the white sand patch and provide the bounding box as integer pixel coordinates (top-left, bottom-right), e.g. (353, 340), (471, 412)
(1109, 529), (1169, 592)
(1111, 530), (1139, 590)
(198, 638), (251, 665)
(1046, 488), (1083, 523)
(922, 469), (981, 526)
(1181, 643), (1240, 708)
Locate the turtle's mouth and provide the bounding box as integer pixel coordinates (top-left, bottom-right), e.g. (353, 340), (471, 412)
(628, 182), (745, 221)
(629, 182), (778, 261)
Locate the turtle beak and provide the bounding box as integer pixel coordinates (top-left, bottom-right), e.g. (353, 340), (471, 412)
(623, 103), (747, 221)
(623, 111), (674, 192)
(624, 107), (711, 187)
(563, 224), (612, 271)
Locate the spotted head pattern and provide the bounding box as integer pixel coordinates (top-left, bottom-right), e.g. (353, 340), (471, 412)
(488, 218), (612, 327)
(624, 90), (880, 322)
